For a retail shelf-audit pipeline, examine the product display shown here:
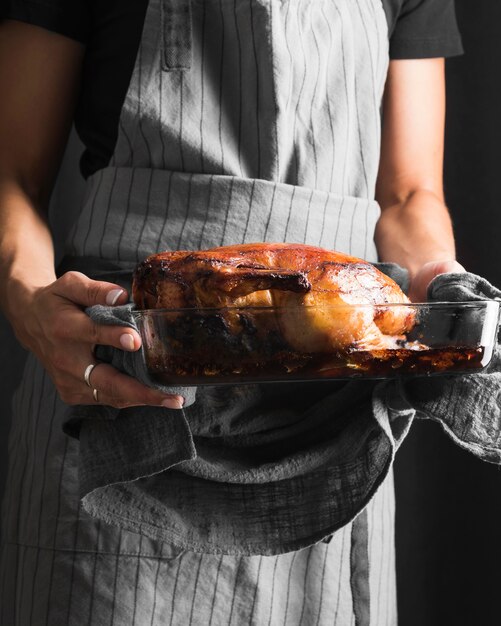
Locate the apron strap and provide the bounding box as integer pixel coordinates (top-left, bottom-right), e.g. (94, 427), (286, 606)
(161, 0), (193, 71)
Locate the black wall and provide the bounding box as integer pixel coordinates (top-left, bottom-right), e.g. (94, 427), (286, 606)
(394, 1), (501, 624)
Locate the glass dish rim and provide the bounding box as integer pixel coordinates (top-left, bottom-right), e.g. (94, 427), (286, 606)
(130, 299), (500, 316)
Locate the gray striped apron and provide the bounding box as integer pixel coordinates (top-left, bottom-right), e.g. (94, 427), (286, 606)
(0, 0), (397, 624)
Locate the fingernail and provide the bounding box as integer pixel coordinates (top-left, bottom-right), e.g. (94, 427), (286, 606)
(120, 333), (135, 351)
(106, 289), (124, 306)
(161, 396), (185, 410)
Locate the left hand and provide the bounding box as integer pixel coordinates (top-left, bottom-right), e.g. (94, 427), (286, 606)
(408, 260), (466, 302)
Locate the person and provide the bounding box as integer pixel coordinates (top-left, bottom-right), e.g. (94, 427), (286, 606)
(0, 0), (464, 623)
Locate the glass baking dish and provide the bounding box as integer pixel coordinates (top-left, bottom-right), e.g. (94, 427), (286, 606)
(132, 301), (500, 386)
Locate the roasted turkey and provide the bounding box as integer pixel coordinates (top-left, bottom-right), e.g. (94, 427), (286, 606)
(132, 243), (414, 353)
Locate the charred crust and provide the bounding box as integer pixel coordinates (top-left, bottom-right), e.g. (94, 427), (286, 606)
(133, 246), (404, 311)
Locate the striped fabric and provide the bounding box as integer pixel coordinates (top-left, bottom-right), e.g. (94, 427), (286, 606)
(68, 169), (381, 271)
(0, 357), (397, 624)
(67, 0), (388, 264)
(1, 0), (398, 624)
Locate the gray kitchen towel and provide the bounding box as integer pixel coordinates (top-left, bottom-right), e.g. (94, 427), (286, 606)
(396, 272), (501, 464)
(68, 303), (198, 414)
(63, 267), (501, 555)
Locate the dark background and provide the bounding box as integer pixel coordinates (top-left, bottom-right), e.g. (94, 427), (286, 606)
(394, 1), (501, 624)
(1, 1), (500, 623)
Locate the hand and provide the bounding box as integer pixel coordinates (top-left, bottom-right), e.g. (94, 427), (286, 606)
(9, 271), (184, 409)
(408, 260), (466, 302)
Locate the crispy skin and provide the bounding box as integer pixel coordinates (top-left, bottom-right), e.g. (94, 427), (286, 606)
(133, 243), (414, 352)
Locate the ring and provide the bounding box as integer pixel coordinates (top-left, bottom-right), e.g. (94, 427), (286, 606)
(93, 388), (99, 402)
(84, 363), (97, 388)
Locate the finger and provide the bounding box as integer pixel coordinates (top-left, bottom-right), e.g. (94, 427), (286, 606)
(408, 260), (466, 302)
(43, 341), (181, 408)
(84, 362), (97, 388)
(83, 360), (103, 389)
(427, 260), (466, 276)
(89, 362), (185, 409)
(51, 307), (141, 351)
(90, 391), (184, 410)
(53, 271), (129, 307)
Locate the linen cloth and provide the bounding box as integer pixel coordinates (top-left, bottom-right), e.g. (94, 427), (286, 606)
(63, 268), (501, 557)
(399, 272), (501, 464)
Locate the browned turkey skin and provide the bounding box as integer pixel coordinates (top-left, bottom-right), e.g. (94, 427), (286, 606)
(132, 243), (415, 353)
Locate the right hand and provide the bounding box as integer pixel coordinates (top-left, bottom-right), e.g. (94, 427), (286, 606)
(407, 259), (466, 302)
(10, 271), (184, 409)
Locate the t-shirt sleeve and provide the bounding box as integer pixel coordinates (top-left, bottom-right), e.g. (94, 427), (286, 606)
(390, 0), (463, 59)
(0, 0), (90, 43)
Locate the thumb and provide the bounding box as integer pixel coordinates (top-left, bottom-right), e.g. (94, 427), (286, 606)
(53, 271), (129, 307)
(408, 260), (466, 302)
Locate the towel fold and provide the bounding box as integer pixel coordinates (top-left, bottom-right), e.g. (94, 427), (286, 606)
(398, 272), (501, 464)
(63, 265), (501, 556)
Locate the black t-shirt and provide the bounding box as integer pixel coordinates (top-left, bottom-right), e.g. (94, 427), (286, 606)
(0, 0), (463, 179)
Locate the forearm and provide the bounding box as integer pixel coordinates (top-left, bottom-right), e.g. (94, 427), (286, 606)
(374, 189), (456, 278)
(0, 21), (84, 324)
(0, 179), (56, 324)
